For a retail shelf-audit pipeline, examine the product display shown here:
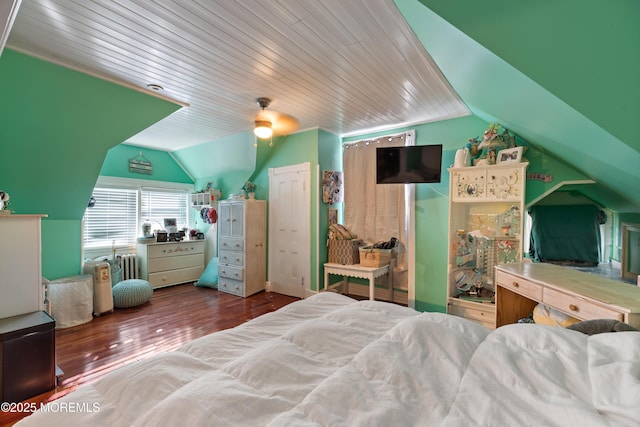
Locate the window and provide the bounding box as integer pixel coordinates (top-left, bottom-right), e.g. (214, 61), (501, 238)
(83, 188), (138, 249)
(140, 189), (188, 233)
(343, 130), (416, 306)
(83, 179), (190, 253)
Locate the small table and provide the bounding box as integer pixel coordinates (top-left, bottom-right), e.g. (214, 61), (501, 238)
(324, 263), (390, 301)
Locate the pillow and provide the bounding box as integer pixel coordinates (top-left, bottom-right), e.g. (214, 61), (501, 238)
(532, 303), (580, 328)
(195, 257), (218, 288)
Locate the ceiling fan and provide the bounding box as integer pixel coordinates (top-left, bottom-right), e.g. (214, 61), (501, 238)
(253, 97), (299, 139)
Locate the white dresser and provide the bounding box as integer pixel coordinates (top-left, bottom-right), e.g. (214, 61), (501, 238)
(218, 199), (266, 297)
(136, 240), (205, 289)
(0, 214), (47, 319)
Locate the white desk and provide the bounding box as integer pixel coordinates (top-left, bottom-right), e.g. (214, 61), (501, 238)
(495, 262), (640, 328)
(324, 263), (390, 300)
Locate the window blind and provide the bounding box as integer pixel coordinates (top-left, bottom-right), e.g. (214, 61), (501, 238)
(140, 189), (188, 231)
(83, 188), (138, 248)
(83, 187), (188, 250)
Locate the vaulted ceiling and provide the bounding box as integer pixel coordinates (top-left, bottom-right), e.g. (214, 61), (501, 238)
(5, 0), (469, 151)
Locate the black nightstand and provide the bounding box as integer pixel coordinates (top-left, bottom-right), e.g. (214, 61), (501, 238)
(0, 311), (56, 403)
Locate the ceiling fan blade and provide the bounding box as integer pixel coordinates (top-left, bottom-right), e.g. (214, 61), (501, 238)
(272, 113), (299, 135)
(255, 110), (300, 135)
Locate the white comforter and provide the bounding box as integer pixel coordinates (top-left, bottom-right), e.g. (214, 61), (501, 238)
(17, 293), (640, 426)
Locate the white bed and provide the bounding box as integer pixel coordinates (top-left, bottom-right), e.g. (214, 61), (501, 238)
(17, 292), (640, 426)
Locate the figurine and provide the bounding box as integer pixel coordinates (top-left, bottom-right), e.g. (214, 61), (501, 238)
(0, 191), (9, 211)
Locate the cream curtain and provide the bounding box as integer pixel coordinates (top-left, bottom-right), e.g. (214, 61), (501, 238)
(343, 131), (413, 288)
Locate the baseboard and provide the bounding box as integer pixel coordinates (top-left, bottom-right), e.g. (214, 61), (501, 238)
(344, 281), (408, 305)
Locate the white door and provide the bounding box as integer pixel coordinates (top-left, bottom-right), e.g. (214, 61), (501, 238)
(268, 162), (311, 298)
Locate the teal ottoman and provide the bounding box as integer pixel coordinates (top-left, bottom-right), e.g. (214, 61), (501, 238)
(112, 279), (153, 308)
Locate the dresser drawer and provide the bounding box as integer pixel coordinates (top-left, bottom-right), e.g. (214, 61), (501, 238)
(148, 266), (204, 289)
(495, 270), (542, 301)
(543, 288), (624, 322)
(448, 298), (496, 329)
(219, 250), (244, 267)
(147, 241), (204, 259)
(219, 265), (244, 281)
(148, 254), (203, 274)
(219, 237), (244, 252)
(218, 277), (245, 297)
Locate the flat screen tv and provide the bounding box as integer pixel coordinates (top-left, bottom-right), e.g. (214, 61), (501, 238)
(376, 144), (443, 184)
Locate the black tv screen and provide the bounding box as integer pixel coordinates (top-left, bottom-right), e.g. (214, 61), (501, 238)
(376, 144), (443, 184)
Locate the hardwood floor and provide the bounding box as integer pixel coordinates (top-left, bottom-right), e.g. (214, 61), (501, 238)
(0, 284), (300, 426)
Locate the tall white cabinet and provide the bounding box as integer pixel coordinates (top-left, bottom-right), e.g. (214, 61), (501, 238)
(217, 199), (266, 297)
(446, 163), (527, 329)
(0, 214), (47, 319)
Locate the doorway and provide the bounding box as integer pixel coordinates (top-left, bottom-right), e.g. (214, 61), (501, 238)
(268, 162), (311, 298)
(621, 223), (640, 283)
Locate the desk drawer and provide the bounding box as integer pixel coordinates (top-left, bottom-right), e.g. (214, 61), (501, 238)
(543, 288), (624, 322)
(448, 298), (496, 329)
(219, 250), (244, 267)
(495, 270), (542, 301)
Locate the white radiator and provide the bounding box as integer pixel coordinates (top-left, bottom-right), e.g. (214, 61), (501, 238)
(119, 254), (139, 280)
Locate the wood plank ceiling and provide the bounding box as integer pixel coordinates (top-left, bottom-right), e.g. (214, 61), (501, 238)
(6, 0), (469, 151)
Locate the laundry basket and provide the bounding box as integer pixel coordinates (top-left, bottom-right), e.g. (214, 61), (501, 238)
(46, 274), (93, 329)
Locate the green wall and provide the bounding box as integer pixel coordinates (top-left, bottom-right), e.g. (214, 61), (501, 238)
(100, 144), (193, 183)
(317, 129), (343, 270)
(340, 116), (601, 312)
(251, 129), (323, 290)
(344, 115), (488, 312)
(174, 131), (257, 195)
(415, 0), (640, 149)
(397, 0), (640, 213)
(0, 49), (181, 279)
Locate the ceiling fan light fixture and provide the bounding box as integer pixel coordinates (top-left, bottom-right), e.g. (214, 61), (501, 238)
(254, 120), (273, 139)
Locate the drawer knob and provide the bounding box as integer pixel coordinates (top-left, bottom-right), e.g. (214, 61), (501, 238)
(569, 304), (579, 312)
(512, 281), (520, 288)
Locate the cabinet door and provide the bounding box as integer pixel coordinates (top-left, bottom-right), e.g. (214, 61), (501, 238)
(230, 203), (245, 236)
(218, 203), (232, 236)
(451, 168), (486, 201)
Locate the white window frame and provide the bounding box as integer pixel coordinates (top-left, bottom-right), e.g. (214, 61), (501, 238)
(82, 176), (194, 260)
